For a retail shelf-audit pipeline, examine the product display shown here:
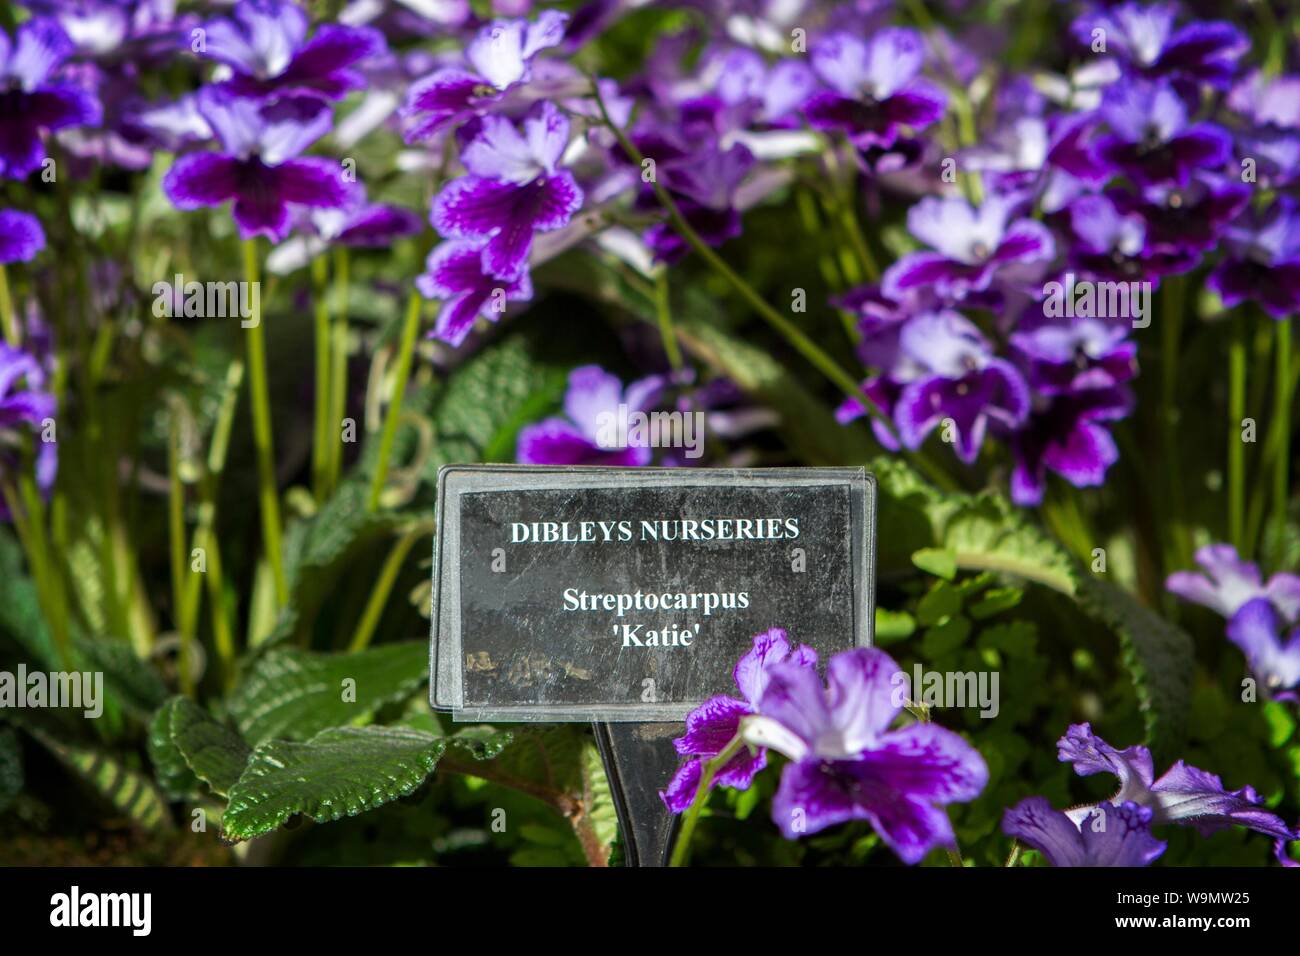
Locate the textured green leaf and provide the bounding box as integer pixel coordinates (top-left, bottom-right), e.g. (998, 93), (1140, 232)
(164, 696), (250, 797)
(580, 741), (619, 865)
(31, 729), (171, 832)
(222, 726), (447, 841)
(1077, 579), (1194, 764)
(148, 703), (199, 799)
(264, 479), (405, 647)
(228, 642), (428, 745)
(873, 457), (1193, 759)
(0, 726), (21, 814)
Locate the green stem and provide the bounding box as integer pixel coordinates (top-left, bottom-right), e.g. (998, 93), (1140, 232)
(327, 246), (351, 495)
(586, 75), (957, 492)
(1160, 278), (1189, 570)
(1005, 841), (1022, 867)
(669, 733), (747, 867)
(1272, 317), (1292, 558)
(311, 254), (332, 502)
(654, 269), (683, 371)
(1229, 319), (1247, 551)
(348, 528), (423, 651)
(241, 238), (288, 608)
(368, 292), (423, 512)
(0, 264), (19, 345)
(166, 409), (194, 696)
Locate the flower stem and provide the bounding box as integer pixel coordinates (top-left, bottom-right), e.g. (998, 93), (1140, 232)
(0, 264), (19, 345)
(327, 246), (351, 496)
(368, 292), (423, 512)
(348, 526), (425, 651)
(669, 733), (747, 867)
(586, 75), (958, 491)
(240, 238), (288, 608)
(1228, 319), (1247, 550)
(311, 254), (332, 502)
(166, 408), (194, 696)
(1272, 316), (1292, 560)
(654, 269), (683, 371)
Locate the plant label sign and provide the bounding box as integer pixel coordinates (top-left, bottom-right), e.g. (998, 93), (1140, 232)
(430, 465), (876, 722)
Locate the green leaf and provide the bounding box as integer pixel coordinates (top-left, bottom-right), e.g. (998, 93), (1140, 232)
(222, 726), (448, 842)
(147, 703), (199, 800)
(228, 642), (428, 745)
(580, 741), (619, 865)
(916, 581), (963, 626)
(0, 528), (57, 669)
(872, 457), (1193, 760)
(1076, 578), (1193, 764)
(874, 608), (916, 645)
(921, 614), (971, 658)
(30, 729), (171, 832)
(164, 697), (250, 797)
(912, 548), (957, 580)
(263, 479), (405, 647)
(969, 586), (1024, 619)
(0, 726), (21, 814)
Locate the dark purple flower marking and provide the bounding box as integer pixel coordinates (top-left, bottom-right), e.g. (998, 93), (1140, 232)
(1207, 198), (1300, 319)
(1058, 723), (1295, 841)
(197, 0), (385, 101)
(0, 210), (46, 264)
(804, 29), (946, 150)
(1225, 599), (1300, 703)
(891, 311), (1030, 464)
(431, 100), (582, 280)
(1063, 193), (1165, 282)
(0, 18), (103, 179)
(659, 629), (817, 814)
(401, 10), (568, 141)
(1095, 80), (1231, 187)
(639, 140), (754, 263)
(742, 646), (987, 861)
(1008, 386), (1132, 506)
(1070, 3), (1248, 89)
(516, 364), (663, 466)
(883, 194), (1056, 301)
(1011, 313), (1137, 396)
(1109, 175), (1250, 269)
(416, 239), (532, 346)
(162, 87), (349, 242)
(1002, 798), (1166, 867)
(1166, 543), (1300, 623)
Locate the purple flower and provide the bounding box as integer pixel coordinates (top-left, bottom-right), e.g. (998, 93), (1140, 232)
(516, 365), (663, 466)
(1070, 3), (1248, 89)
(1095, 80), (1232, 187)
(659, 629), (817, 814)
(1011, 314), (1137, 396)
(1207, 198), (1300, 319)
(883, 195), (1056, 301)
(1058, 723), (1295, 841)
(431, 101), (582, 281)
(162, 87), (349, 242)
(638, 139), (754, 263)
(1109, 175), (1250, 269)
(804, 29), (946, 150)
(0, 210), (46, 264)
(892, 311), (1030, 464)
(1002, 798), (1166, 867)
(1063, 193), (1164, 281)
(743, 647), (988, 862)
(1008, 386), (1132, 506)
(1166, 544), (1300, 623)
(0, 18), (102, 179)
(0, 343), (58, 514)
(196, 0), (385, 101)
(402, 10), (568, 141)
(416, 239), (532, 346)
(1225, 599), (1300, 703)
